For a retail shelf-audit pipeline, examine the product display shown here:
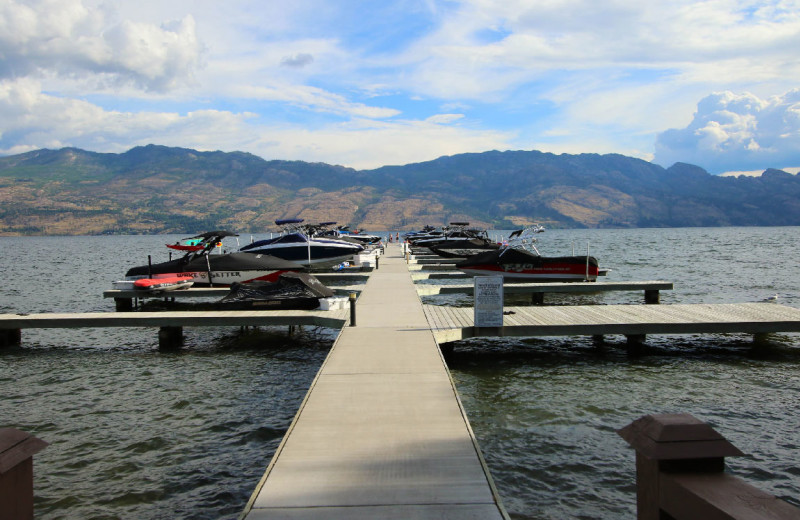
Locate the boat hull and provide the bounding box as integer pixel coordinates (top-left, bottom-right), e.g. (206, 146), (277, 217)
(240, 235), (364, 267)
(429, 239), (500, 258)
(125, 253), (303, 287)
(455, 249), (600, 281)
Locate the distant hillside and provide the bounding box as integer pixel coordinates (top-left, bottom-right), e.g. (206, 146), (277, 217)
(1, 144), (799, 235)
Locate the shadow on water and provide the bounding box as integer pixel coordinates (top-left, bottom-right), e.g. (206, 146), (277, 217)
(443, 334), (800, 369)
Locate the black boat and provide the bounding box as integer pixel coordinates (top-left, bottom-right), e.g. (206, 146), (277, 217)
(455, 226), (601, 281)
(217, 271), (335, 310)
(125, 231), (303, 286)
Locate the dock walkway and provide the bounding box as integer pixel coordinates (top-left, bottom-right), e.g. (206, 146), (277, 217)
(423, 302), (800, 344)
(241, 244), (507, 519)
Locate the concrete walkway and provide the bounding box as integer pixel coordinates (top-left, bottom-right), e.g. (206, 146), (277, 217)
(241, 243), (507, 519)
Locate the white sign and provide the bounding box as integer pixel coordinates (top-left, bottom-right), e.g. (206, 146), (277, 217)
(474, 276), (504, 327)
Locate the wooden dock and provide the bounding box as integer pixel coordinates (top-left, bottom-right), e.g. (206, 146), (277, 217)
(423, 302), (800, 344)
(0, 309), (350, 348)
(240, 243), (508, 519)
(416, 280), (673, 304)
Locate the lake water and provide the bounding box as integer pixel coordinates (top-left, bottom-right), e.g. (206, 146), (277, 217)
(1, 228), (799, 519)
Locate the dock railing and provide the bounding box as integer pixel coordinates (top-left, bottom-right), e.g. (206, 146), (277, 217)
(618, 413), (800, 519)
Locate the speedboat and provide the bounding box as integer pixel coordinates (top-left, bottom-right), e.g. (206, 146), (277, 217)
(455, 226), (601, 281)
(426, 224), (499, 258)
(125, 231), (303, 286)
(413, 223), (496, 255)
(239, 219), (364, 268)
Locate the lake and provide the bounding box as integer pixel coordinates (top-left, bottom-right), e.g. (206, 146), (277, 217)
(1, 227), (799, 519)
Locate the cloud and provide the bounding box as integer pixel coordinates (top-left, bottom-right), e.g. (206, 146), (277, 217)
(0, 0), (203, 91)
(654, 89), (800, 173)
(280, 53), (314, 68)
(0, 78), (511, 169)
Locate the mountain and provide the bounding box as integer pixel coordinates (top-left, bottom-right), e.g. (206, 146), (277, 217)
(0, 144), (798, 235)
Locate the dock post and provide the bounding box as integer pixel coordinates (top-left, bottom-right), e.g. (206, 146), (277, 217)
(531, 293), (545, 305)
(626, 334), (646, 354)
(644, 290), (660, 304)
(158, 326), (183, 349)
(617, 414), (743, 520)
(0, 329), (21, 348)
(0, 428), (48, 520)
(114, 297), (133, 312)
(349, 292), (357, 326)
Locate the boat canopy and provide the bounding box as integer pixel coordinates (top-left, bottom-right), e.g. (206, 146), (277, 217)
(275, 218), (304, 226)
(189, 230), (239, 239)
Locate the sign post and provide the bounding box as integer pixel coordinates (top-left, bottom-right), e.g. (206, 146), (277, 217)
(474, 276), (504, 330)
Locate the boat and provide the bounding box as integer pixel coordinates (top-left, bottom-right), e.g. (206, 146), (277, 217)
(413, 223), (497, 256)
(125, 231), (303, 286)
(216, 272), (335, 310)
(318, 224), (382, 245)
(454, 226), (601, 281)
(133, 274), (194, 292)
(239, 219), (364, 268)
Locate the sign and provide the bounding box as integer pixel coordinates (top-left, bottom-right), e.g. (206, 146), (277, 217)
(474, 276), (504, 327)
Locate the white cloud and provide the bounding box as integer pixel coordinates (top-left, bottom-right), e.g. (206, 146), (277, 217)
(0, 0), (203, 91)
(654, 89), (800, 173)
(0, 78), (511, 168)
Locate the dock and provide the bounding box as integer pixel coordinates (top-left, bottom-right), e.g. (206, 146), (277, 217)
(240, 244), (508, 519)
(415, 280), (673, 304)
(0, 309), (351, 348)
(422, 302), (800, 344)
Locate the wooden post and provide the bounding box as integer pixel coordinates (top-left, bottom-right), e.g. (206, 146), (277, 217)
(349, 292), (357, 326)
(0, 329), (21, 348)
(158, 326), (183, 349)
(531, 293), (545, 305)
(114, 297), (133, 312)
(644, 289), (660, 304)
(0, 428), (48, 520)
(626, 334), (646, 354)
(617, 414), (743, 520)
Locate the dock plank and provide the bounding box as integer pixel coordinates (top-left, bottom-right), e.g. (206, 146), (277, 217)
(241, 244), (507, 519)
(423, 303), (800, 342)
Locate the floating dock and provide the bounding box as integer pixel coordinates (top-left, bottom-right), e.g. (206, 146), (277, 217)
(240, 244), (508, 519)
(422, 302), (800, 344)
(415, 280), (673, 304)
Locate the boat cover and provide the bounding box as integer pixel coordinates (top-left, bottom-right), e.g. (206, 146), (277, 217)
(218, 272), (334, 310)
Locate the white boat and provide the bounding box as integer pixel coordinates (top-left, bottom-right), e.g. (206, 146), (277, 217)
(239, 219), (364, 268)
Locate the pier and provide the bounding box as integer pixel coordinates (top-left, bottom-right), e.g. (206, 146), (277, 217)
(240, 245), (508, 519)
(416, 280), (673, 304)
(0, 309), (350, 348)
(422, 301), (800, 345)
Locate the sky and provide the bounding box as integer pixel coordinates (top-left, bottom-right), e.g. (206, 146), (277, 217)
(0, 0), (799, 174)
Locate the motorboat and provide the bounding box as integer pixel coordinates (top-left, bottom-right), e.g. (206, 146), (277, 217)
(125, 231), (303, 286)
(413, 223), (494, 253)
(239, 219), (364, 268)
(322, 225), (383, 245)
(216, 272), (335, 310)
(455, 226), (601, 281)
(429, 237), (500, 258)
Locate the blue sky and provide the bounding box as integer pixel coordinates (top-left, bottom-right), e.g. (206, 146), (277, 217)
(1, 0), (799, 174)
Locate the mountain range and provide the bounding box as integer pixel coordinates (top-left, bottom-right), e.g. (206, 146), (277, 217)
(1, 144), (798, 235)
